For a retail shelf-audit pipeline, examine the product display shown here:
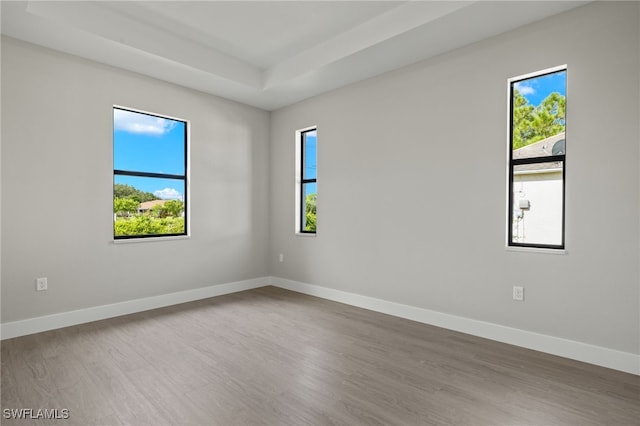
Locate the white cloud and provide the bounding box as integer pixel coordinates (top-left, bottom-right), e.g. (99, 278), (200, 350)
(514, 82), (535, 96)
(154, 188), (182, 200)
(114, 109), (177, 136)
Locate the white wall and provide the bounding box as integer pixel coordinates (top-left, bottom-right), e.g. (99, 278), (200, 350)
(513, 170), (563, 246)
(1, 37), (270, 323)
(270, 2), (640, 356)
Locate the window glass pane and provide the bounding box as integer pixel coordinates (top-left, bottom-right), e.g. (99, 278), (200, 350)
(303, 130), (317, 180)
(114, 108), (185, 175)
(302, 182), (317, 232)
(512, 161), (563, 246)
(114, 175), (186, 237)
(512, 70), (566, 159)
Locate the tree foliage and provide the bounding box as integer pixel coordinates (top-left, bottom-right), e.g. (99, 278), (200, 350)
(513, 89), (566, 150)
(113, 185), (184, 236)
(114, 197), (139, 216)
(113, 184), (158, 203)
(305, 193), (316, 232)
(151, 200), (184, 218)
(114, 216), (184, 236)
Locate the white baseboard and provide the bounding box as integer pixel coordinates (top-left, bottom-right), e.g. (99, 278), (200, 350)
(0, 277), (270, 340)
(3, 275), (638, 375)
(271, 277), (640, 376)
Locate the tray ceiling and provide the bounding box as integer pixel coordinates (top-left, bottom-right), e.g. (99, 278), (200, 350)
(1, 1), (588, 110)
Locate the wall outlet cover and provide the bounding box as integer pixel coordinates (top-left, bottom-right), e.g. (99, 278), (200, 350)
(513, 286), (524, 301)
(36, 277), (48, 291)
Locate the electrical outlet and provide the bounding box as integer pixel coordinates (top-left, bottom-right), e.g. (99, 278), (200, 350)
(279, 253), (284, 262)
(513, 286), (524, 301)
(36, 277), (48, 291)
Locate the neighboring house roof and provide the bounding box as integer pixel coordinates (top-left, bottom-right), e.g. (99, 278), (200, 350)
(513, 132), (565, 172)
(138, 200), (167, 211)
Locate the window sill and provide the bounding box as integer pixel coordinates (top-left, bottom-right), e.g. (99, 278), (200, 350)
(113, 235), (190, 244)
(505, 245), (566, 255)
(295, 232), (317, 238)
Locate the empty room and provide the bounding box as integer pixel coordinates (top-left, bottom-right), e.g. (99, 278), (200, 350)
(1, 1), (639, 425)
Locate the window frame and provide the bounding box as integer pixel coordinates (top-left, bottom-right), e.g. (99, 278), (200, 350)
(296, 126), (317, 235)
(113, 105), (189, 241)
(507, 65), (567, 250)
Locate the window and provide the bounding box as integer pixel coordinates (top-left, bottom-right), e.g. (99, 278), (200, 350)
(508, 66), (566, 249)
(296, 127), (317, 234)
(113, 107), (188, 239)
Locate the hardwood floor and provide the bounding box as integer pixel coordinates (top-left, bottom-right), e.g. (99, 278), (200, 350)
(1, 286), (639, 425)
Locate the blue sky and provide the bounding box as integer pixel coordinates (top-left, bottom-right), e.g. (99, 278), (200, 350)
(114, 108), (186, 200)
(303, 131), (317, 196)
(515, 70), (566, 106)
(304, 131), (317, 179)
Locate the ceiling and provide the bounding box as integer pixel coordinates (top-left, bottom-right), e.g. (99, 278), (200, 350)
(1, 1), (588, 111)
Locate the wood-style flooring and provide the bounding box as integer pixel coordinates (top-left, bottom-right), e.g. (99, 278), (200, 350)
(1, 286), (639, 425)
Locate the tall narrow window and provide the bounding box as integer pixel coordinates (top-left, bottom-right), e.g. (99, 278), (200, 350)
(508, 66), (566, 249)
(113, 107), (188, 239)
(297, 127), (317, 234)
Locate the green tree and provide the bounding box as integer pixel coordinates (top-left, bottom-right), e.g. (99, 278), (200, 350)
(113, 184), (158, 203)
(513, 89), (566, 150)
(150, 200), (183, 218)
(113, 197), (139, 216)
(151, 203), (168, 218)
(531, 92), (565, 140)
(305, 193), (316, 232)
(512, 89), (535, 149)
(164, 200), (184, 217)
